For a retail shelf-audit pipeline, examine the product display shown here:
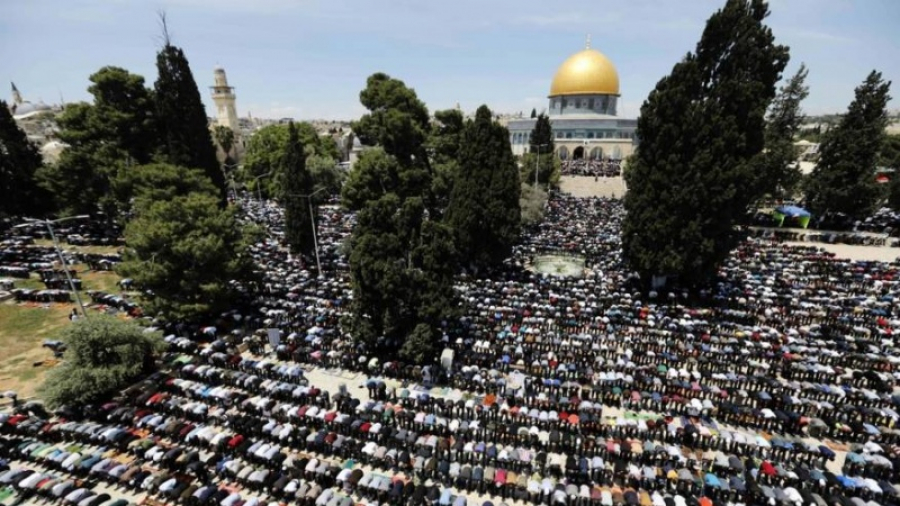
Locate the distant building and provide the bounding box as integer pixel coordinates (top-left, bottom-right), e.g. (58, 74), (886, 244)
(8, 82), (53, 120)
(507, 40), (638, 161)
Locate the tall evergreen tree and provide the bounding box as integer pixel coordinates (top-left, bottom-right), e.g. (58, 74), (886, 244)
(525, 113), (557, 185)
(530, 108), (537, 118)
(154, 42), (225, 203)
(805, 71), (891, 219)
(623, 0), (789, 286)
(447, 105), (521, 269)
(281, 122), (315, 258)
(343, 73), (456, 360)
(0, 100), (47, 218)
(427, 108), (465, 212)
(762, 64), (809, 198)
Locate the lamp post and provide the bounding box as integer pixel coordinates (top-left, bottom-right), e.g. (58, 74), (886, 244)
(252, 171), (273, 203)
(285, 188), (327, 276)
(532, 143), (550, 186)
(15, 215), (90, 318)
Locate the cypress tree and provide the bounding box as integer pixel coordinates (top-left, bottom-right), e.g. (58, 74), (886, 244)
(805, 71), (891, 219)
(762, 64), (809, 198)
(154, 43), (226, 203)
(281, 122), (315, 258)
(447, 105), (520, 269)
(0, 100), (46, 218)
(528, 113), (554, 154)
(526, 113), (556, 185)
(623, 0), (789, 286)
(530, 108), (537, 118)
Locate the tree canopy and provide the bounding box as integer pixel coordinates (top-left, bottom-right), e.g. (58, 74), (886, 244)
(623, 0), (789, 286)
(242, 123), (340, 198)
(117, 192), (256, 321)
(0, 100), (47, 218)
(446, 105), (521, 270)
(39, 315), (167, 408)
(154, 43), (226, 203)
(343, 73), (456, 360)
(281, 122), (316, 258)
(524, 113), (559, 186)
(762, 64), (810, 198)
(805, 71), (892, 219)
(113, 162), (218, 215)
(38, 67), (156, 216)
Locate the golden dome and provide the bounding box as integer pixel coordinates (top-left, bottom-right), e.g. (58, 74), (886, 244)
(549, 48), (620, 97)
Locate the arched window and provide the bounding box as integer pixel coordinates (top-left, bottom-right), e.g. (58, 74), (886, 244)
(561, 98), (568, 109)
(589, 98), (595, 109)
(565, 132), (572, 139)
(587, 132), (594, 139)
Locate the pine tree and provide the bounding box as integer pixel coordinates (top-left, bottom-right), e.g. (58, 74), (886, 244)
(804, 71), (891, 220)
(530, 108), (537, 118)
(762, 64), (809, 198)
(447, 105), (520, 269)
(281, 122), (315, 258)
(154, 43), (225, 203)
(623, 0), (789, 286)
(344, 73), (457, 359)
(0, 100), (47, 218)
(526, 113), (557, 185)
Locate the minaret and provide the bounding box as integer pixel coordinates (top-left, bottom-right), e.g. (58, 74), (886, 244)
(11, 82), (23, 105)
(210, 67), (240, 136)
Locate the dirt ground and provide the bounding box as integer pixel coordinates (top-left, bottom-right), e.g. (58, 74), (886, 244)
(559, 176), (626, 199)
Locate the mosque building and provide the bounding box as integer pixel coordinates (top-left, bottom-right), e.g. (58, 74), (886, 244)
(507, 40), (638, 161)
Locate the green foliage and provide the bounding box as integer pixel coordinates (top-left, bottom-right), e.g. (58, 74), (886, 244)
(113, 162), (218, 215)
(307, 155), (346, 197)
(39, 315), (167, 408)
(446, 105), (521, 269)
(0, 100), (48, 218)
(427, 109), (465, 210)
(281, 123), (316, 257)
(344, 73), (455, 360)
(623, 0), (789, 286)
(214, 125), (235, 159)
(805, 71), (892, 219)
(38, 67), (156, 216)
(242, 123), (340, 198)
(400, 324), (436, 365)
(762, 64), (810, 198)
(530, 108), (537, 119)
(520, 183), (548, 226)
(117, 192), (256, 321)
(880, 134), (900, 169)
(520, 152), (561, 187)
(528, 114), (554, 154)
(353, 73), (431, 165)
(154, 44), (225, 203)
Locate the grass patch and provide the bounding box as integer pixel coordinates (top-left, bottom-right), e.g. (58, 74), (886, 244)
(0, 303), (73, 400)
(32, 239), (121, 256)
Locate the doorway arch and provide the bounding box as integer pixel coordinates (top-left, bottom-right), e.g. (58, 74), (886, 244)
(590, 147), (603, 160)
(573, 146), (585, 160)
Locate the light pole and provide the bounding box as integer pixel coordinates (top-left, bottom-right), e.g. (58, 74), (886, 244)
(252, 171), (273, 203)
(285, 188), (327, 276)
(15, 215), (90, 318)
(532, 143), (550, 186)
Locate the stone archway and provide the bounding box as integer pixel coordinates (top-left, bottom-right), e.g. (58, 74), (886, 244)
(558, 146), (569, 160)
(590, 147), (603, 160)
(573, 146), (585, 160)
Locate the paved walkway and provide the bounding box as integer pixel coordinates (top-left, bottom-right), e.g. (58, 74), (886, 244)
(559, 176), (626, 199)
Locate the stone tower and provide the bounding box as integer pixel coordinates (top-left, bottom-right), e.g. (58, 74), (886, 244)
(210, 67), (240, 135)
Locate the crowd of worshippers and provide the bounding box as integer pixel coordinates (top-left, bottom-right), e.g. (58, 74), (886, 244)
(5, 193), (900, 506)
(560, 160), (621, 178)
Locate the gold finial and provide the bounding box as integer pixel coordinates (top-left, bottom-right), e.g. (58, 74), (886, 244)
(586, 34), (591, 49)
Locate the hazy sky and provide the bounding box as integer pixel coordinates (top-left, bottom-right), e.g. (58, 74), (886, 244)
(3, 0), (898, 121)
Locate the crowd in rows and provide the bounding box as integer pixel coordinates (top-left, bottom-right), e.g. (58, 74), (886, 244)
(560, 161), (622, 178)
(4, 192), (900, 506)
